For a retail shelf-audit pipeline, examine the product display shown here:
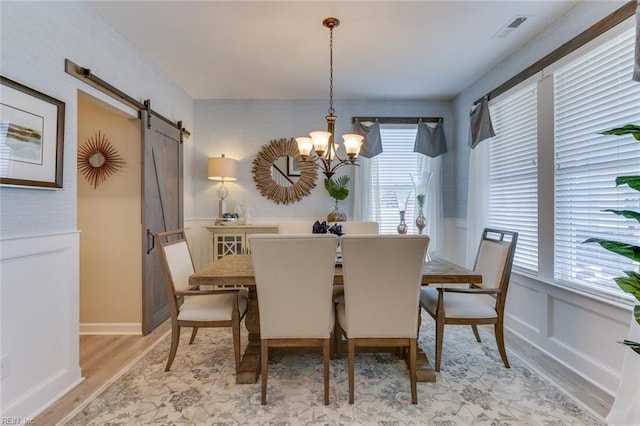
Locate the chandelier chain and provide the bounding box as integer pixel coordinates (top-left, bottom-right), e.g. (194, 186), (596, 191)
(328, 26), (335, 116)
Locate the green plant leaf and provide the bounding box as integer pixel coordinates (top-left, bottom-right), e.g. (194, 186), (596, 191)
(603, 209), (640, 224)
(619, 339), (640, 355)
(615, 176), (640, 192)
(614, 271), (640, 302)
(601, 124), (640, 141)
(324, 175), (350, 201)
(635, 305), (640, 327)
(583, 238), (640, 263)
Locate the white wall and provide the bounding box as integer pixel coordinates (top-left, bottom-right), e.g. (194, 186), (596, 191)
(0, 1), (194, 419)
(451, 0), (632, 398)
(193, 99), (453, 220)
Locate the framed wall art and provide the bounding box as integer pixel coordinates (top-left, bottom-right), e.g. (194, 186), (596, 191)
(0, 76), (65, 189)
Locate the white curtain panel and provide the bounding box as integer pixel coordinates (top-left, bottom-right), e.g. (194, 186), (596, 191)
(353, 155), (380, 222)
(465, 139), (490, 269)
(417, 154), (442, 256)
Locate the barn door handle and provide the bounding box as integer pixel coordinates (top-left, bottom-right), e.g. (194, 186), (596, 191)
(147, 229), (155, 254)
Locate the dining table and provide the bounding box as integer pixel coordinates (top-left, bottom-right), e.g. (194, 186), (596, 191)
(189, 254), (482, 384)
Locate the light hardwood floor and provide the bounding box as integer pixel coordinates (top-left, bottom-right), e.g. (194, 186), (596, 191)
(34, 320), (171, 426)
(35, 322), (613, 424)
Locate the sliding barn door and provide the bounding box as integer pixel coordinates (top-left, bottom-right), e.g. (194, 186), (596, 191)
(141, 110), (183, 334)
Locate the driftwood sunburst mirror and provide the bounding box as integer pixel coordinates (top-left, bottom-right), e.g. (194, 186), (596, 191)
(252, 138), (317, 204)
(78, 131), (126, 188)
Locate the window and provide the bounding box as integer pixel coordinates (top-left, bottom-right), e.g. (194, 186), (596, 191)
(488, 85), (539, 272)
(371, 126), (421, 234)
(476, 22), (639, 298)
(554, 27), (640, 292)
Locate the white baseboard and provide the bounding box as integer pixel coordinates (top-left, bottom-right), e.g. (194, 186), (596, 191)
(79, 323), (142, 335)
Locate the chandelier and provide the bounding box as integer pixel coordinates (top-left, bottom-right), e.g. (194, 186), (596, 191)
(295, 17), (363, 179)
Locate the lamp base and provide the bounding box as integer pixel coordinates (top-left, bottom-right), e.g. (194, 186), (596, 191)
(218, 198), (226, 218)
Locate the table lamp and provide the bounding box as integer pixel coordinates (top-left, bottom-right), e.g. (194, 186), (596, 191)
(208, 154), (238, 218)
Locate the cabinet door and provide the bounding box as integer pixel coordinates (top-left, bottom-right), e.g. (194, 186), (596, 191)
(215, 232), (244, 259)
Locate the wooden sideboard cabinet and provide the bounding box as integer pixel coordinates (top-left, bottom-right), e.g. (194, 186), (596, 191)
(206, 224), (278, 262)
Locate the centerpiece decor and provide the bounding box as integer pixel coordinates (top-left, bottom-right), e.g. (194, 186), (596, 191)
(410, 171), (433, 235)
(393, 189), (412, 234)
(324, 175), (350, 222)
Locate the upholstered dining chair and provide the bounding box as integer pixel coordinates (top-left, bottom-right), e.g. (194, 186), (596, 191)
(336, 235), (430, 405)
(332, 221), (379, 300)
(420, 228), (518, 372)
(249, 234), (338, 405)
(156, 229), (248, 372)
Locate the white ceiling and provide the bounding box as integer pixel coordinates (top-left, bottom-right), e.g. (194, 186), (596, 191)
(89, 0), (580, 100)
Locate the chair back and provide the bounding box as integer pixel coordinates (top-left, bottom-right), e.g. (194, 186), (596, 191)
(340, 221), (379, 235)
(250, 234), (338, 339)
(278, 221), (314, 234)
(156, 229), (196, 315)
(341, 235), (429, 338)
(473, 229), (518, 310)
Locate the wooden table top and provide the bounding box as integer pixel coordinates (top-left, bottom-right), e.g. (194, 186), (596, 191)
(190, 254), (482, 287)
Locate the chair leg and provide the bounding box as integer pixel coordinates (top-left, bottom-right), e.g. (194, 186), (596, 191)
(409, 338), (417, 404)
(348, 338), (355, 405)
(322, 339), (330, 406)
(494, 321), (510, 368)
(261, 340), (268, 405)
(435, 319), (444, 372)
(232, 319), (241, 373)
(471, 325), (481, 342)
(165, 323), (181, 372)
(189, 327), (198, 344)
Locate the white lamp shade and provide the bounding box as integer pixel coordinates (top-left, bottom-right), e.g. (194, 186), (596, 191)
(309, 131), (331, 154)
(342, 134), (363, 156)
(295, 137), (313, 157)
(207, 155), (238, 181)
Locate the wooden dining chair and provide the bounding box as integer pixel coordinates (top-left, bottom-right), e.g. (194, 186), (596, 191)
(420, 228), (518, 371)
(336, 234), (430, 404)
(249, 234), (338, 405)
(156, 229), (248, 372)
(331, 221), (379, 301)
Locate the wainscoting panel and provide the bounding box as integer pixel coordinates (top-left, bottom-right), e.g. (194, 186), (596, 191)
(505, 280), (542, 335)
(505, 273), (632, 396)
(0, 231), (81, 419)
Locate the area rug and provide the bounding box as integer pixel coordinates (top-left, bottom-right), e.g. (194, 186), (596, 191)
(60, 320), (603, 425)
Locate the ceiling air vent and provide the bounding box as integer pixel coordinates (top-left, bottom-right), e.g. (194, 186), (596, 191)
(493, 15), (530, 39)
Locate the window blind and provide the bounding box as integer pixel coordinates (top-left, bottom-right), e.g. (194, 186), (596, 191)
(554, 27), (640, 292)
(488, 85), (539, 272)
(372, 127), (421, 234)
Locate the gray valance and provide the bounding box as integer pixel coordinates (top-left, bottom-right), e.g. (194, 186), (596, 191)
(414, 120), (447, 157)
(469, 98), (495, 148)
(352, 119), (383, 158)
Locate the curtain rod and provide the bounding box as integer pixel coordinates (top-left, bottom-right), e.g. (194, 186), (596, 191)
(64, 59), (191, 138)
(352, 116), (443, 124)
(473, 0), (635, 106)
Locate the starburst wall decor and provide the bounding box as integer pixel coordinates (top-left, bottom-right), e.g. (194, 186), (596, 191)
(78, 131), (126, 188)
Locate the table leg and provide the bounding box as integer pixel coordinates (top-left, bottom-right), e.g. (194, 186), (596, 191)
(236, 287), (261, 384)
(413, 308), (436, 382)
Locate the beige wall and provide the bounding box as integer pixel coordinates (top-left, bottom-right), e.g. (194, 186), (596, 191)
(78, 94), (142, 326)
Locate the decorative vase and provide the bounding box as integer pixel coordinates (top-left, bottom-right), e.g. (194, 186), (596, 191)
(327, 200), (347, 222)
(410, 171), (433, 235)
(415, 210), (426, 234)
(393, 189), (412, 234)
